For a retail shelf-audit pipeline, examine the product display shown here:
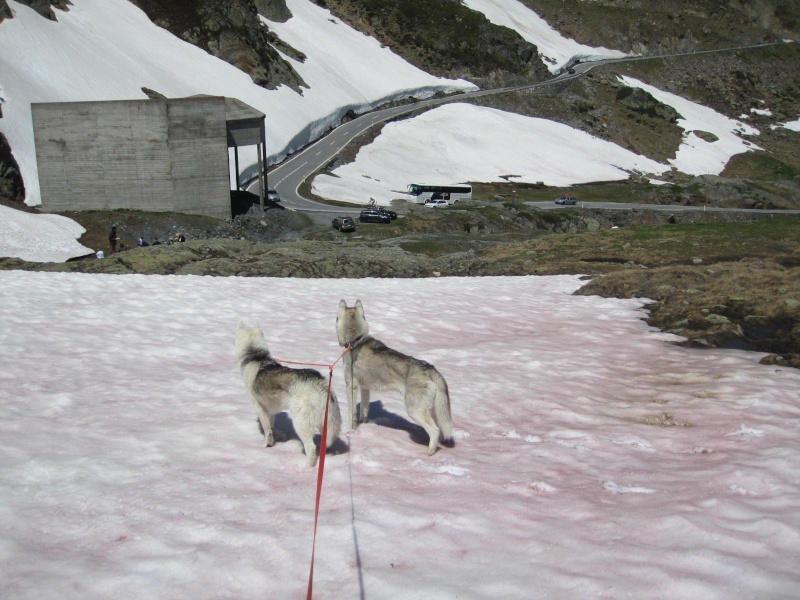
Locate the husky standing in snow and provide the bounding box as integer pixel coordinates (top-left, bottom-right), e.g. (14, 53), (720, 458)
(336, 300), (453, 455)
(236, 322), (341, 467)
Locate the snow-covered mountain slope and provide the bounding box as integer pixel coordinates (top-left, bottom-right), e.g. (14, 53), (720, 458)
(0, 0), (474, 207)
(311, 86), (762, 205)
(463, 0), (627, 72)
(0, 0), (774, 260)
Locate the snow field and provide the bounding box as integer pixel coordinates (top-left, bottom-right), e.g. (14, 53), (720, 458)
(1, 272), (799, 599)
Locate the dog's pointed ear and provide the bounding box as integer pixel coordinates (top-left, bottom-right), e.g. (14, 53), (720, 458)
(238, 321), (246, 330)
(355, 299), (364, 317)
(339, 299), (347, 309)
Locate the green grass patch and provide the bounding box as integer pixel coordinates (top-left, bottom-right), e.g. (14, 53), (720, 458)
(472, 180), (665, 203)
(479, 215), (800, 277)
(722, 152), (800, 181)
(65, 208), (223, 252)
(398, 236), (483, 256)
(575, 217), (800, 263)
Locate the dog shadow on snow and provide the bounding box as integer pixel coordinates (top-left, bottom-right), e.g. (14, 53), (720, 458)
(259, 401), (453, 456)
(363, 401), (455, 449)
(257, 415), (351, 457)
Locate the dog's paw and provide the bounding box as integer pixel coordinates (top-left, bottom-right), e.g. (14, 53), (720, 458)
(263, 433), (275, 448)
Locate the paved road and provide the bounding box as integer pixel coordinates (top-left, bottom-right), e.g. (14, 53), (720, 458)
(528, 200), (800, 214)
(255, 76), (581, 218)
(248, 41), (792, 222)
(249, 62), (593, 220)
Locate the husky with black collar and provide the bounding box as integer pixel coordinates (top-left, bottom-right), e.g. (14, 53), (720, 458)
(236, 322), (341, 467)
(336, 300), (453, 455)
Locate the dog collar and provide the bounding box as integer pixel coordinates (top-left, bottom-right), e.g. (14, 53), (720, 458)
(345, 336), (363, 349)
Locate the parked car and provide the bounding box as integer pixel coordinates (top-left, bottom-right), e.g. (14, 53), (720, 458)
(332, 216), (356, 232)
(424, 199), (449, 208)
(365, 199), (397, 220)
(359, 208), (391, 223)
(267, 189), (281, 202)
(555, 194), (577, 205)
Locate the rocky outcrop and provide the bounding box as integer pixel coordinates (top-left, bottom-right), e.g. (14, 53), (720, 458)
(648, 175), (800, 210)
(0, 133), (24, 201)
(312, 0), (551, 86)
(132, 0), (306, 92)
(529, 0), (797, 57)
(616, 87), (679, 123)
(577, 258), (800, 367)
(0, 238), (469, 278)
(5, 0), (71, 21)
(255, 0), (291, 23)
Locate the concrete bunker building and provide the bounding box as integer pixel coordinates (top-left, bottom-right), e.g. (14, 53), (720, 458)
(31, 96), (267, 219)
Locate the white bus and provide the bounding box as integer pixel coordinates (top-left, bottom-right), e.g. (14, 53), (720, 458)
(407, 183), (472, 204)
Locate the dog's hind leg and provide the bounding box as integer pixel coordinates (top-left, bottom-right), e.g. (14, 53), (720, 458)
(433, 376), (454, 443)
(295, 420), (318, 468)
(254, 405), (276, 448)
(406, 402), (441, 456)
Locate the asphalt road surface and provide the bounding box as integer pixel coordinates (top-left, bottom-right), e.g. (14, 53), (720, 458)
(247, 42), (793, 223)
(250, 59), (590, 220)
(529, 200), (800, 214)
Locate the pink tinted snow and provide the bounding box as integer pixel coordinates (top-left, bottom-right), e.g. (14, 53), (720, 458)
(1, 271), (798, 599)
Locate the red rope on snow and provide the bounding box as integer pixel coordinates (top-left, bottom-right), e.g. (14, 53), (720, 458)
(275, 347), (351, 600)
(306, 366), (334, 600)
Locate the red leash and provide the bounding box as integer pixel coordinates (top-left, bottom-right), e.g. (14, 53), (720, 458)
(306, 367), (334, 600)
(275, 347), (351, 600)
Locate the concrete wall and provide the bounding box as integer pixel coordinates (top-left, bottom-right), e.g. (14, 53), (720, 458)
(32, 97), (231, 219)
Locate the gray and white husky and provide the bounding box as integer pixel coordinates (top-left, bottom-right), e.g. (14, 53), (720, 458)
(236, 322), (341, 467)
(336, 300), (453, 455)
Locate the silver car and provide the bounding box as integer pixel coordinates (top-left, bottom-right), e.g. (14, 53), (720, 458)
(424, 199), (449, 208)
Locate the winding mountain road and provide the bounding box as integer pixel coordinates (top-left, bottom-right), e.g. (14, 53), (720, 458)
(249, 42), (792, 222)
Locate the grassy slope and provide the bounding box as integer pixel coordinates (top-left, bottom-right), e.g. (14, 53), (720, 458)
(467, 43), (800, 203)
(519, 0), (799, 52)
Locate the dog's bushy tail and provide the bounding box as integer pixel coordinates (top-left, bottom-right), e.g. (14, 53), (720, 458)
(433, 375), (453, 442)
(324, 389), (342, 446)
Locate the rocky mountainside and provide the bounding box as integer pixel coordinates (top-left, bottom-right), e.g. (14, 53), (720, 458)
(520, 0), (798, 55)
(128, 0), (308, 92)
(119, 0), (555, 89)
(309, 0), (552, 86)
(0, 133), (24, 201)
(161, 0), (800, 208)
(3, 0), (797, 206)
(1, 0), (72, 21)
(7, 0), (795, 84)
